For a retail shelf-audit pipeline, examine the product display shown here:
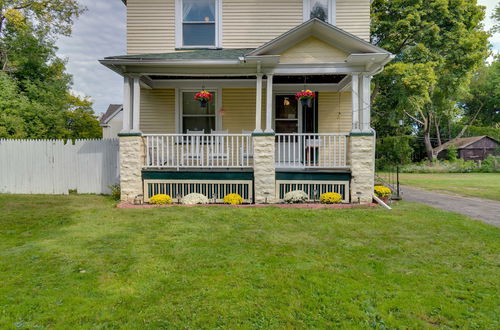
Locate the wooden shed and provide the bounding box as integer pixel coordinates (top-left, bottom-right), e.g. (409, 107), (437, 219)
(438, 136), (499, 161)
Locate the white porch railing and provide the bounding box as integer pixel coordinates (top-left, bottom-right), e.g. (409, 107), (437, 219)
(276, 133), (349, 169)
(144, 134), (253, 169)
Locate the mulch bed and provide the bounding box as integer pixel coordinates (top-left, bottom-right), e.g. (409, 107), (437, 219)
(117, 201), (379, 209)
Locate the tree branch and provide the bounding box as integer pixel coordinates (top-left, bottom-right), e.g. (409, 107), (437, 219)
(404, 110), (424, 126)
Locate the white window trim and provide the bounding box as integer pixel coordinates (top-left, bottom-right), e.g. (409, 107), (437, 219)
(175, 0), (222, 49)
(303, 0), (336, 25)
(178, 88), (222, 133)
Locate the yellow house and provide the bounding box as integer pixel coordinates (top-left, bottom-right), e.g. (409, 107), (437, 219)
(101, 0), (393, 204)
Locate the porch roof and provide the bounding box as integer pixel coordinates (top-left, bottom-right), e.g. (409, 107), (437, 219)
(105, 49), (254, 61)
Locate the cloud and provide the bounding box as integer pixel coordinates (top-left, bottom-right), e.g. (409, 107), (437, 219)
(56, 0), (126, 114)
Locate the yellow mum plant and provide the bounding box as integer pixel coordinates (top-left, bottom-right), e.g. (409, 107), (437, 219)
(374, 186), (392, 198)
(223, 193), (243, 205)
(149, 194), (172, 205)
(320, 192), (342, 204)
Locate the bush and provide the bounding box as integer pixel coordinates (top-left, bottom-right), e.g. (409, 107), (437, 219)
(181, 193), (209, 205)
(479, 155), (500, 173)
(376, 136), (414, 170)
(108, 184), (121, 201)
(223, 193), (243, 205)
(374, 185), (392, 198)
(284, 190), (309, 204)
(446, 145), (458, 161)
(320, 192), (342, 204)
(150, 194), (172, 205)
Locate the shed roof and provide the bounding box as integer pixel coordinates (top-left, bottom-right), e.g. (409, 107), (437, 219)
(105, 49), (254, 61)
(440, 136), (499, 150)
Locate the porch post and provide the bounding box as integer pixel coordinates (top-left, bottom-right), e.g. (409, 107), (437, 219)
(265, 74), (274, 133)
(131, 75), (142, 133)
(121, 77), (132, 133)
(254, 74), (263, 133)
(360, 75), (372, 133)
(351, 74), (361, 132)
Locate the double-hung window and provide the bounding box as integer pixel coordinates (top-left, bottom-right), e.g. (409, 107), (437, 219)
(181, 91), (217, 133)
(177, 0), (220, 48)
(303, 0), (335, 25)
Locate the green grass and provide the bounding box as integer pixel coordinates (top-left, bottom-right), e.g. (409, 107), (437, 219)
(399, 173), (500, 201)
(0, 195), (499, 329)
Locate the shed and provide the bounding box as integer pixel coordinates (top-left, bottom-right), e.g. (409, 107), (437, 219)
(438, 136), (499, 161)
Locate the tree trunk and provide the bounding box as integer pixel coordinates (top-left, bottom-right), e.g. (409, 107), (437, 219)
(435, 120), (442, 146)
(424, 130), (435, 161)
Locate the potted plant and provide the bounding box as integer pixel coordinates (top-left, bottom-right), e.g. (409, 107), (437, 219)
(295, 89), (315, 108)
(374, 185), (392, 203)
(194, 90), (213, 108)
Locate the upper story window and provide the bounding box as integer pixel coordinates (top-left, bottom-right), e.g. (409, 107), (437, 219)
(176, 0), (221, 48)
(303, 0), (335, 25)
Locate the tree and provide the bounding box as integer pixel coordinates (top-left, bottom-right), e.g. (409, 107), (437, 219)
(372, 0), (490, 161)
(492, 2), (500, 33)
(64, 94), (102, 139)
(460, 57), (500, 127)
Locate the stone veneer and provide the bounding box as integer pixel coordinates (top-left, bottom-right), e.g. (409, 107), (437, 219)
(349, 135), (376, 204)
(253, 135), (276, 204)
(119, 136), (145, 202)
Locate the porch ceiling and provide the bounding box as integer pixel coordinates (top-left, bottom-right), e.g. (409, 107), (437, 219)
(147, 75), (347, 84)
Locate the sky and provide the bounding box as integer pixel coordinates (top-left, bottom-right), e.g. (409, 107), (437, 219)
(56, 0), (500, 115)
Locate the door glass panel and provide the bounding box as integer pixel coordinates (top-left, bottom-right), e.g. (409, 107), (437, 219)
(275, 95), (299, 133)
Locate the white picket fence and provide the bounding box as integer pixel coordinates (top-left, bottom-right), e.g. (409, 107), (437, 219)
(0, 139), (119, 195)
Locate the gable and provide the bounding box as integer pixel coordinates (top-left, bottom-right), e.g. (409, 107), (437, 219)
(279, 37), (349, 64)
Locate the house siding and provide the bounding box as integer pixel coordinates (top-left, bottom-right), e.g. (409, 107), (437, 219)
(336, 0), (371, 41)
(280, 36), (349, 63)
(222, 88), (266, 133)
(318, 92), (352, 133)
(140, 88), (176, 134)
(127, 0), (175, 55)
(126, 0), (371, 54)
(222, 0), (303, 49)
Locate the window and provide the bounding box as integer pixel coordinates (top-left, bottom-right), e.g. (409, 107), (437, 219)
(177, 0), (220, 48)
(181, 91), (217, 133)
(303, 0), (335, 25)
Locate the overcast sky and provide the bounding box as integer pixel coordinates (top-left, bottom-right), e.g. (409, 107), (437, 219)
(56, 0), (500, 115)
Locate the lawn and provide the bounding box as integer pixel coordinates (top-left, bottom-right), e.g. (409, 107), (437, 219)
(0, 195), (499, 328)
(398, 172), (500, 200)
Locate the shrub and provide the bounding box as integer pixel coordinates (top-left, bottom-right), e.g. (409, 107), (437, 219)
(376, 136), (414, 170)
(374, 185), (392, 198)
(446, 145), (458, 161)
(224, 193), (243, 205)
(284, 190), (309, 204)
(150, 194), (172, 205)
(108, 184), (121, 201)
(181, 193), (209, 205)
(320, 192), (342, 204)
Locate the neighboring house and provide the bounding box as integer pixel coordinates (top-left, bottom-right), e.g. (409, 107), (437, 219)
(101, 0), (393, 204)
(438, 136), (499, 161)
(100, 104), (123, 138)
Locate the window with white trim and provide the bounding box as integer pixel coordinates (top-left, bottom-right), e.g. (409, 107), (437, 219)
(181, 91), (217, 133)
(177, 0), (221, 48)
(303, 0), (335, 25)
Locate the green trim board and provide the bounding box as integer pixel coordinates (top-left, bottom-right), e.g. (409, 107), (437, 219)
(142, 171), (254, 181)
(349, 132), (375, 137)
(118, 132), (143, 137)
(252, 132), (276, 137)
(276, 172), (351, 181)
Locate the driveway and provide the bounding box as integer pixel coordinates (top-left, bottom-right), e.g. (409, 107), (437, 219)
(401, 186), (500, 227)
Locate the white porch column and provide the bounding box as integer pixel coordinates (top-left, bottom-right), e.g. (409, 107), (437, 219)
(131, 76), (142, 133)
(121, 77), (132, 133)
(254, 74), (263, 133)
(265, 74), (274, 133)
(351, 74), (361, 132)
(361, 75), (372, 133)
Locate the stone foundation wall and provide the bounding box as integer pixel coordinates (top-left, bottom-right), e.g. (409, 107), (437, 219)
(253, 135), (276, 204)
(119, 136), (145, 202)
(349, 135), (375, 204)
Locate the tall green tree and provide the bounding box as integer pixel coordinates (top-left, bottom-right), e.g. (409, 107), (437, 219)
(372, 0), (490, 161)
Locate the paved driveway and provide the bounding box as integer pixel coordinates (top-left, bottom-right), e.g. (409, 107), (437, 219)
(402, 186), (500, 227)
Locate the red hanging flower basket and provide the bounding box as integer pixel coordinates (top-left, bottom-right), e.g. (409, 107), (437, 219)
(194, 90), (213, 107)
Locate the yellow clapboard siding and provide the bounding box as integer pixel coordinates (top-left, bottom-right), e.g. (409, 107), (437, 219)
(222, 0), (303, 48)
(336, 0), (371, 41)
(127, 0), (175, 55)
(318, 92), (352, 133)
(222, 88), (266, 133)
(140, 89), (176, 134)
(280, 36), (349, 63)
